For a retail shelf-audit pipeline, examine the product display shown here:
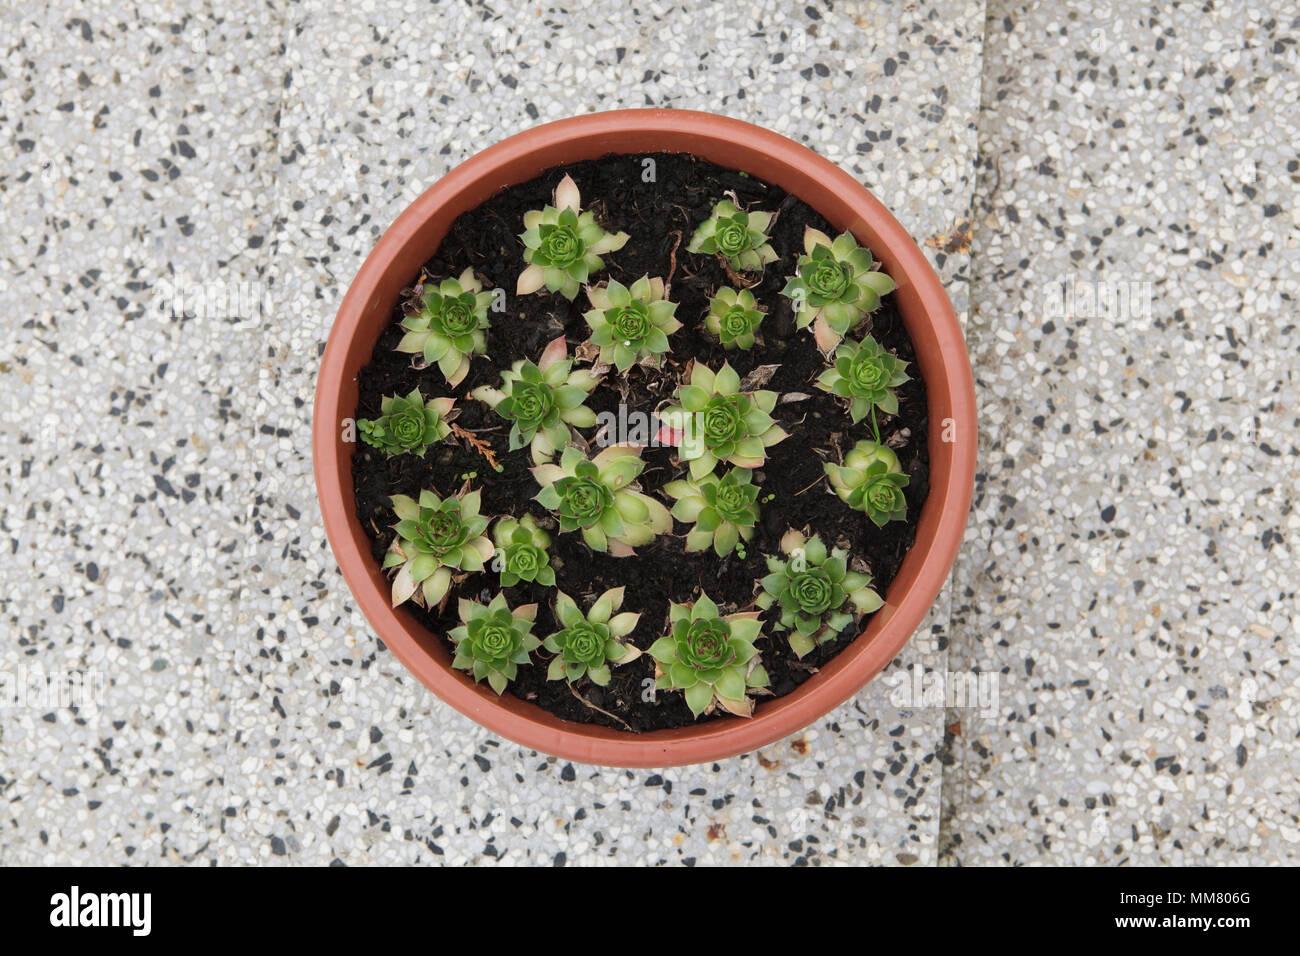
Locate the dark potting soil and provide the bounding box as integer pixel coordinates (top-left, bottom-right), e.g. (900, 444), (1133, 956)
(350, 153), (929, 732)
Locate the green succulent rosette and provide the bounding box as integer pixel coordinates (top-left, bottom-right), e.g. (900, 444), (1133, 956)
(396, 267), (492, 387)
(686, 198), (778, 273)
(357, 389), (455, 458)
(583, 275), (681, 372)
(471, 335), (602, 464)
(823, 440), (909, 527)
(448, 594), (541, 695)
(703, 287), (765, 350)
(816, 335), (910, 422)
(780, 228), (896, 353)
(656, 361), (788, 480)
(755, 530), (883, 658)
(542, 587), (642, 685)
(647, 592), (768, 718)
(382, 488), (494, 608)
(662, 467), (760, 556)
(491, 514), (555, 588)
(532, 445), (672, 555)
(517, 174), (630, 301)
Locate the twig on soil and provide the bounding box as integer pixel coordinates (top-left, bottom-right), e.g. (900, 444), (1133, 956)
(665, 229), (683, 290)
(568, 683), (633, 732)
(450, 423), (501, 470)
(794, 474), (825, 497)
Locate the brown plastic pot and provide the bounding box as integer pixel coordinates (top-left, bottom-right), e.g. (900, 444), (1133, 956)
(314, 109), (976, 767)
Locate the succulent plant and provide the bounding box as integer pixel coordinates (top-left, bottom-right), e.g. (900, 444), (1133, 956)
(448, 594), (540, 695)
(543, 587), (642, 685)
(755, 530), (883, 658)
(662, 467), (760, 556)
(532, 445), (672, 555)
(780, 228), (896, 353)
(704, 287), (765, 350)
(583, 275), (681, 372)
(470, 335), (601, 464)
(816, 335), (910, 422)
(396, 268), (492, 387)
(824, 440), (909, 527)
(656, 361), (788, 480)
(382, 488), (494, 608)
(517, 174), (630, 300)
(491, 515), (555, 588)
(686, 198), (778, 273)
(647, 592), (768, 718)
(357, 389), (454, 458)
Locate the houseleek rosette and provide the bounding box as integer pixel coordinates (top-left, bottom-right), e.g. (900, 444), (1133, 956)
(686, 198), (778, 273)
(543, 587), (642, 685)
(396, 267), (492, 387)
(382, 488), (494, 608)
(470, 335), (601, 464)
(657, 361), (788, 480)
(780, 228), (896, 353)
(816, 334), (910, 422)
(448, 594), (540, 695)
(491, 515), (555, 588)
(357, 389), (454, 458)
(647, 592), (768, 718)
(824, 439), (909, 527)
(755, 530), (883, 658)
(703, 287), (764, 350)
(583, 275), (681, 372)
(517, 174), (630, 301)
(532, 445), (672, 556)
(662, 467), (759, 556)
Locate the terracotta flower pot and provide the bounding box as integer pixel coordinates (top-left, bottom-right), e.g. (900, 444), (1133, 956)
(313, 109), (976, 767)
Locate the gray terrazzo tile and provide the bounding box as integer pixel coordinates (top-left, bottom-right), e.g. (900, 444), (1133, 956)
(0, 1), (285, 863)
(940, 1), (1300, 864)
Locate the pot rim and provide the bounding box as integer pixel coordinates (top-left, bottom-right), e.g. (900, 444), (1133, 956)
(313, 109), (976, 767)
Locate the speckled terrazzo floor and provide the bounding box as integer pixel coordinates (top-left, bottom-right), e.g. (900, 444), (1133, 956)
(0, 0), (1293, 866)
(939, 1), (1300, 865)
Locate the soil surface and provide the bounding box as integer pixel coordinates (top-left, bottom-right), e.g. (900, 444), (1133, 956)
(351, 153), (929, 731)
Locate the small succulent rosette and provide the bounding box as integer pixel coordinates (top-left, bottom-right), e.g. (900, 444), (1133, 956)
(583, 275), (681, 372)
(662, 467), (759, 556)
(517, 174), (630, 300)
(816, 335), (910, 422)
(449, 594), (540, 695)
(532, 445), (672, 556)
(703, 286), (765, 350)
(396, 268), (493, 386)
(491, 514), (555, 588)
(824, 440), (909, 527)
(357, 389), (455, 458)
(471, 335), (601, 464)
(686, 198), (778, 273)
(755, 529), (883, 658)
(648, 592), (769, 718)
(543, 587), (642, 685)
(656, 361), (787, 480)
(383, 488), (494, 608)
(781, 228), (896, 353)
